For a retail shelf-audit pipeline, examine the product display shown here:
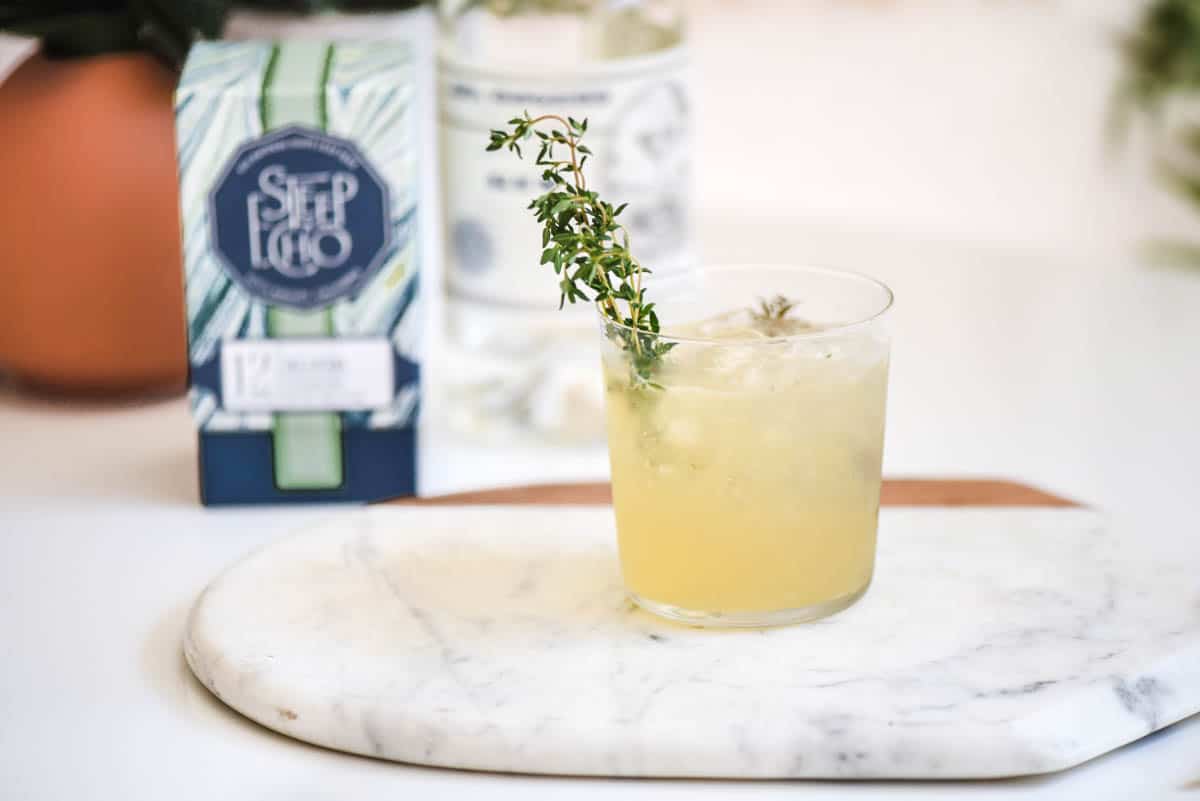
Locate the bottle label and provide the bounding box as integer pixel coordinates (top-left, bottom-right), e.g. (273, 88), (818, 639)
(209, 125), (393, 310)
(439, 46), (692, 307)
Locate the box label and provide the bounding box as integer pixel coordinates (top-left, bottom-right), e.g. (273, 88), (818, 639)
(220, 339), (395, 412)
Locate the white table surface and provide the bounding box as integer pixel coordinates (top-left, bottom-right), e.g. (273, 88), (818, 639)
(3, 216), (1199, 800)
(4, 2), (1200, 798)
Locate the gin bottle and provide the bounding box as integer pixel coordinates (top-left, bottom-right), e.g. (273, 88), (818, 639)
(438, 0), (692, 442)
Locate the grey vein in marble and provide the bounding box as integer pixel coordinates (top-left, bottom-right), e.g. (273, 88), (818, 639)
(184, 507), (1200, 779)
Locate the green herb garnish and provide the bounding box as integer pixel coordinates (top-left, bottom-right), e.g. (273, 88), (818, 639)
(751, 294), (804, 337)
(752, 294), (796, 323)
(487, 112), (672, 388)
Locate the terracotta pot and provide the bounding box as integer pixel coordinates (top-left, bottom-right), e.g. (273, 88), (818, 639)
(0, 51), (187, 396)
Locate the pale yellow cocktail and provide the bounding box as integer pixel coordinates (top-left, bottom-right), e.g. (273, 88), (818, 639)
(601, 266), (892, 626)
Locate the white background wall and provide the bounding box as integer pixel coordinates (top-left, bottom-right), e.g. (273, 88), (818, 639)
(689, 1), (1188, 251)
(2, 1), (1189, 252)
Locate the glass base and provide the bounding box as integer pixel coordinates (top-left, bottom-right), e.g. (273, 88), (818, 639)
(629, 582), (870, 629)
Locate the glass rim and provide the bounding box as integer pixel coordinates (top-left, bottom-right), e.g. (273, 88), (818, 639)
(597, 264), (895, 345)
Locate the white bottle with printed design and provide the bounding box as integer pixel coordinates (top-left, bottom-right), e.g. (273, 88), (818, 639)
(438, 0), (692, 442)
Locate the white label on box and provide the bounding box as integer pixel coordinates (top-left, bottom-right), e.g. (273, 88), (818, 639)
(221, 340), (394, 413)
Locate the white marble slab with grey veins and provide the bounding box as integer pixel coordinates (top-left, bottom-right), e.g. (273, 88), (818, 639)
(185, 506), (1200, 779)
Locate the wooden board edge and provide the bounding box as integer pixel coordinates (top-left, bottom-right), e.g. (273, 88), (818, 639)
(385, 479), (1080, 508)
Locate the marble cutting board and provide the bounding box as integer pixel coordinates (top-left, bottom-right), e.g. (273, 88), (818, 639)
(184, 502), (1200, 779)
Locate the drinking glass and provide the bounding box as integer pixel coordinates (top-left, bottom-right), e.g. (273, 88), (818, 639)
(600, 265), (893, 627)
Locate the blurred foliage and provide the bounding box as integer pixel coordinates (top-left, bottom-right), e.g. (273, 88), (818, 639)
(0, 1), (226, 68)
(1120, 0), (1200, 114)
(0, 0), (426, 68)
(1120, 0), (1200, 232)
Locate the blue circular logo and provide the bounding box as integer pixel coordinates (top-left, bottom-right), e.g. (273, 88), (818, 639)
(209, 125), (392, 310)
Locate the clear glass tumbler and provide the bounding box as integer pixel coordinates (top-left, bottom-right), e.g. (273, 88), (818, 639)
(600, 266), (893, 627)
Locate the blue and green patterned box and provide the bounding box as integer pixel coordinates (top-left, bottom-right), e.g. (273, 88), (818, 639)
(176, 40), (422, 505)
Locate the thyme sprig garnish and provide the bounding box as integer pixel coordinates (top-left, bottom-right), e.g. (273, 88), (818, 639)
(751, 294), (804, 337)
(487, 112), (673, 388)
(753, 294), (796, 322)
